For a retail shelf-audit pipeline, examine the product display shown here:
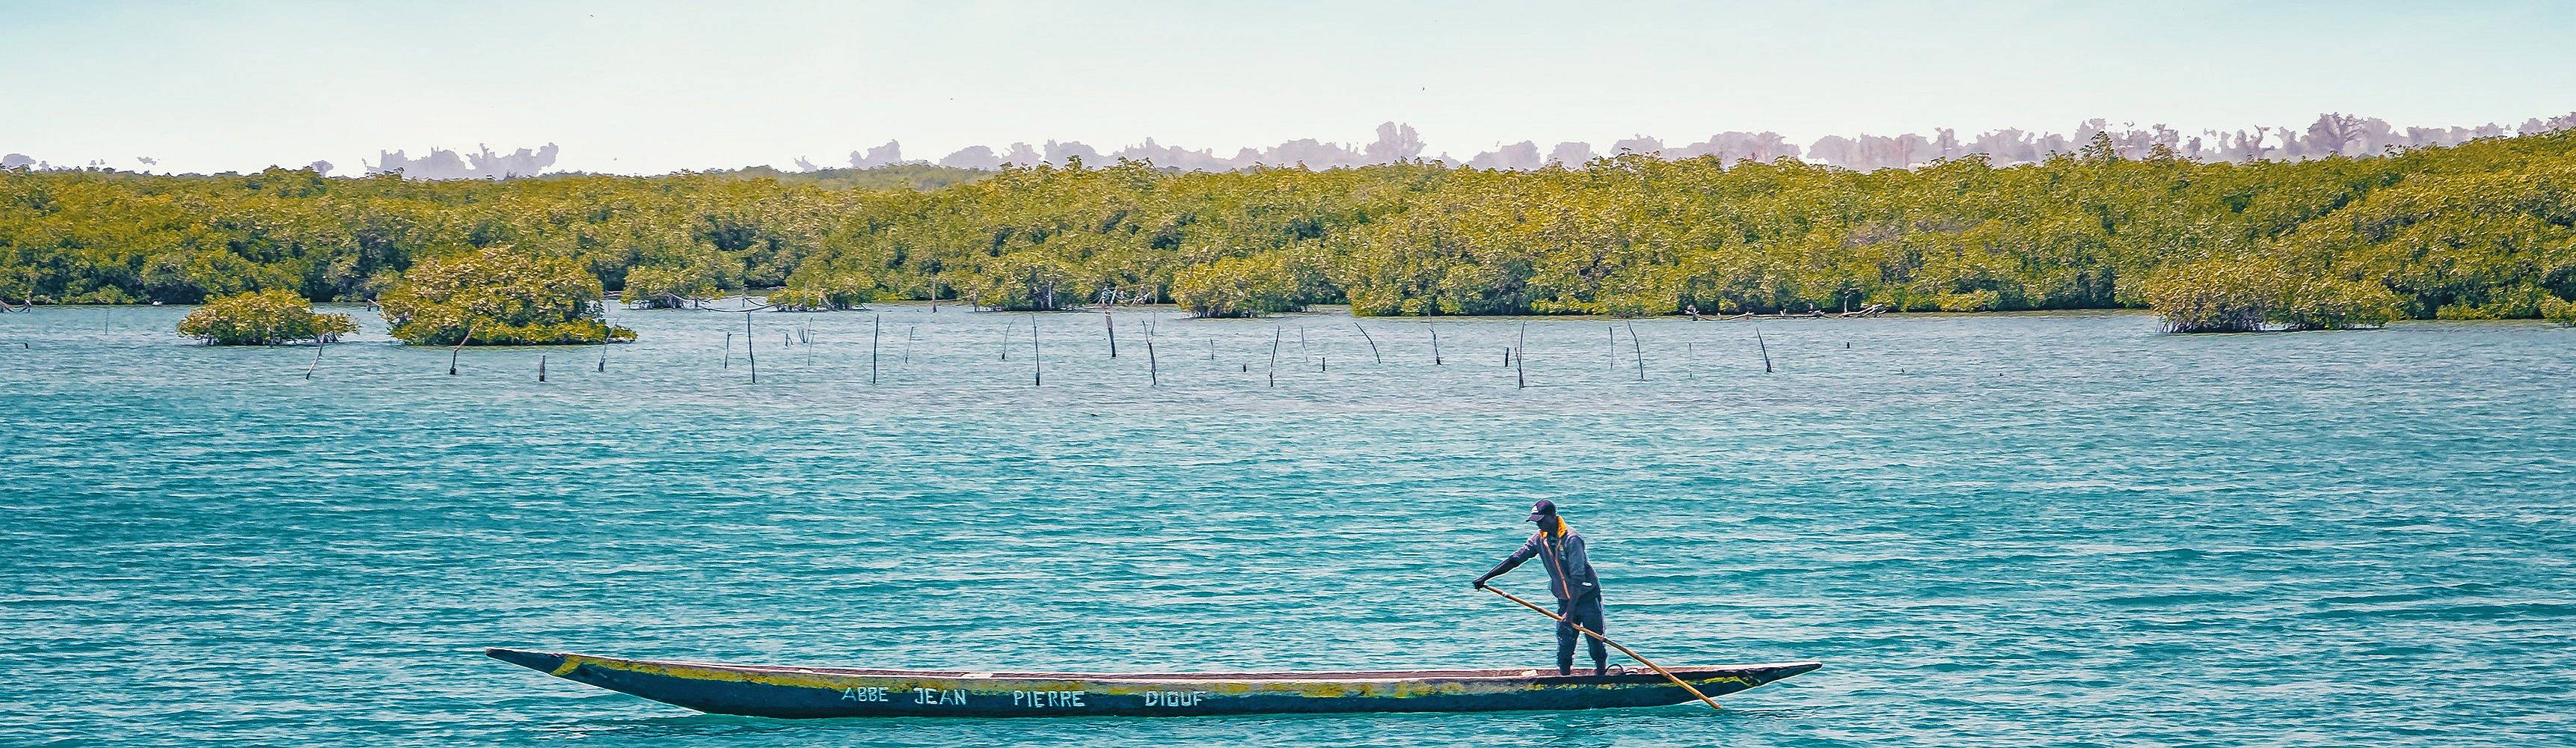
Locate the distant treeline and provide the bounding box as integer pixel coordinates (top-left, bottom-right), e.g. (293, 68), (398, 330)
(4, 129), (2574, 322)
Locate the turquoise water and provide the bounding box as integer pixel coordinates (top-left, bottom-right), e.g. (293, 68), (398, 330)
(4, 304), (2573, 747)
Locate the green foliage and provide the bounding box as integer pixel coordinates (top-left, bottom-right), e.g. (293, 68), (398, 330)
(621, 263), (718, 308)
(2144, 258), (2402, 332)
(2144, 258), (2284, 333)
(175, 289), (356, 345)
(8, 135), (2576, 325)
(767, 266), (874, 311)
(2274, 275), (2403, 331)
(377, 248), (635, 346)
(2545, 296), (2576, 327)
(176, 289), (358, 344)
(1172, 251), (1305, 317)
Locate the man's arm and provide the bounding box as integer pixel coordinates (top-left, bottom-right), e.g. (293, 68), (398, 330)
(1473, 533), (1543, 589)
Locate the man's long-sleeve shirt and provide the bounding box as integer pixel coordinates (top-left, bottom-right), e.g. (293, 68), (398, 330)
(1483, 526), (1600, 602)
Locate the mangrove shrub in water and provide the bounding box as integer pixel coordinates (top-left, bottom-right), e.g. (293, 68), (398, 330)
(175, 289), (357, 345)
(377, 248), (636, 346)
(1171, 252), (1309, 317)
(766, 268), (874, 311)
(2144, 258), (2400, 333)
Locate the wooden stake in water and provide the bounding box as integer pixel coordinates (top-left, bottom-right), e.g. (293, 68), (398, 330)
(304, 334), (325, 381)
(904, 325), (917, 364)
(1755, 327), (1773, 373)
(1268, 327), (1282, 388)
(448, 323), (473, 375)
(1627, 321), (1646, 381)
(1353, 322), (1381, 364)
(723, 333), (732, 369)
(871, 314), (882, 385)
(1430, 324), (1443, 365)
(1515, 322), (1527, 389)
(1000, 319), (1014, 361)
(1298, 325), (1310, 364)
(744, 312), (757, 384)
(539, 355), (548, 382)
(1104, 310), (1117, 358)
(1144, 318), (1159, 387)
(1031, 314), (1043, 386)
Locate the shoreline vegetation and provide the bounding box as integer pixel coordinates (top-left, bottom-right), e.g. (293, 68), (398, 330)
(7, 127), (2576, 343)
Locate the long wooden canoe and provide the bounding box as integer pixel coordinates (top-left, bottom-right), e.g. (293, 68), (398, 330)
(486, 648), (1818, 718)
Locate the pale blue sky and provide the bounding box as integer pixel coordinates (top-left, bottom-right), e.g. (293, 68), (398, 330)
(4, 0), (2572, 174)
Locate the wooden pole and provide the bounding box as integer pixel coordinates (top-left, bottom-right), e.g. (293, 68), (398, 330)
(744, 312), (757, 384)
(448, 323), (473, 375)
(1031, 314), (1043, 386)
(539, 355), (548, 382)
(1482, 586), (1723, 711)
(723, 332), (732, 368)
(1755, 327), (1773, 373)
(1001, 319), (1013, 361)
(1430, 323), (1442, 365)
(1267, 327), (1282, 388)
(871, 314), (881, 384)
(904, 325), (917, 364)
(1353, 322), (1381, 364)
(1515, 322), (1527, 389)
(1144, 318), (1159, 387)
(1627, 322), (1645, 381)
(304, 334), (325, 381)
(1104, 310), (1117, 358)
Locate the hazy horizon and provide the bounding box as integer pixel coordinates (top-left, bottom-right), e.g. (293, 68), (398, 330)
(6, 1), (2575, 176)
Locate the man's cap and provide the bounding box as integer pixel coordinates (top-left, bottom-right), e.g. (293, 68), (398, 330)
(1525, 500), (1558, 522)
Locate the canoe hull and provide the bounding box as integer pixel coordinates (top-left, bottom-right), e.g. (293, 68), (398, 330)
(487, 648), (1818, 718)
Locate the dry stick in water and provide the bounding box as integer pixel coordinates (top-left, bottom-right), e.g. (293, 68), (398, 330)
(1030, 314), (1043, 386)
(448, 323), (473, 375)
(723, 333), (732, 369)
(304, 333), (325, 381)
(1515, 322), (1527, 389)
(539, 355), (548, 383)
(904, 325), (917, 364)
(1103, 310), (1117, 358)
(1000, 319), (1014, 361)
(1144, 317), (1159, 387)
(1267, 327), (1283, 388)
(1429, 323), (1443, 365)
(1754, 326), (1773, 373)
(870, 314), (882, 385)
(744, 312), (757, 384)
(1298, 325), (1310, 364)
(1608, 325), (1619, 370)
(1352, 322), (1381, 364)
(1627, 321), (1646, 381)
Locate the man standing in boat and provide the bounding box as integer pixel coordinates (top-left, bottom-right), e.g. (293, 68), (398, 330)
(1473, 500), (1608, 677)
